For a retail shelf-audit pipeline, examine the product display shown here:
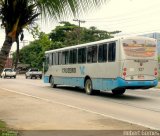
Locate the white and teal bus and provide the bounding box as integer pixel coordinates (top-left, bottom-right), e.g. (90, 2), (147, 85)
(43, 36), (158, 95)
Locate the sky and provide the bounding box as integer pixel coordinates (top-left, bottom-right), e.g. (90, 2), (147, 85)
(1, 0), (160, 51)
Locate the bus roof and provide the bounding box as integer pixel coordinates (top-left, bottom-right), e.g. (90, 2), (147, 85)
(45, 36), (156, 54)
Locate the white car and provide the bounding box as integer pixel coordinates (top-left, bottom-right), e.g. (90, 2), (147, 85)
(1, 68), (16, 78)
(25, 68), (42, 79)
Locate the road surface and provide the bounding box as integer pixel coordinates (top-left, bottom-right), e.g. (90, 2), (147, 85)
(0, 75), (160, 131)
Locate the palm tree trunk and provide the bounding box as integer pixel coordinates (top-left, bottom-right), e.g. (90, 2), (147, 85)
(0, 36), (13, 73)
(15, 37), (20, 69)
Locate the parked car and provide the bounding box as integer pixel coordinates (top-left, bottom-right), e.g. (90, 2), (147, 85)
(25, 68), (42, 79)
(1, 68), (16, 78)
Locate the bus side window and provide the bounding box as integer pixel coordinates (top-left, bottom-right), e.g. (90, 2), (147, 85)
(49, 53), (52, 65)
(73, 49), (77, 64)
(55, 52), (58, 65)
(98, 44), (107, 62)
(69, 50), (73, 64)
(69, 49), (77, 64)
(45, 54), (49, 65)
(62, 51), (69, 65)
(62, 51), (65, 65)
(65, 51), (69, 64)
(58, 52), (62, 65)
(78, 48), (86, 63)
(87, 46), (92, 63)
(108, 42), (116, 62)
(52, 53), (55, 65)
(87, 45), (97, 63)
(92, 46), (97, 63)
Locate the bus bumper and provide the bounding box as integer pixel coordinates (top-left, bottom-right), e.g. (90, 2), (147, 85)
(116, 77), (158, 89)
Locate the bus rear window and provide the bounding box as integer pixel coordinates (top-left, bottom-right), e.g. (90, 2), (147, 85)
(122, 39), (156, 57)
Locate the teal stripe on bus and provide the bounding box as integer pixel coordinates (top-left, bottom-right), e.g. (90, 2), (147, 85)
(44, 76), (158, 90)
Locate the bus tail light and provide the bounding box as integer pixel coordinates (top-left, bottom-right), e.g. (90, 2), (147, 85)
(123, 68), (127, 78)
(123, 72), (126, 76)
(154, 68), (158, 76)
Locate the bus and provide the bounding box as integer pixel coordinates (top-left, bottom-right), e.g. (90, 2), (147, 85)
(43, 36), (158, 95)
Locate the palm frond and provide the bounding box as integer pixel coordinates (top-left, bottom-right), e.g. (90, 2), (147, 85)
(0, 0), (40, 34)
(33, 0), (108, 21)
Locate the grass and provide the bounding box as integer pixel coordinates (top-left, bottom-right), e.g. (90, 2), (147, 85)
(0, 120), (6, 129)
(0, 120), (18, 136)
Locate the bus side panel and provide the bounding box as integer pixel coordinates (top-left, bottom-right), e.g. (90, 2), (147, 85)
(54, 77), (84, 88)
(92, 78), (118, 91)
(44, 76), (50, 83)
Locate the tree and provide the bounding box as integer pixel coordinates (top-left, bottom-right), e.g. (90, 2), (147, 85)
(17, 22), (120, 69)
(12, 32), (52, 69)
(49, 22), (120, 46)
(0, 0), (107, 73)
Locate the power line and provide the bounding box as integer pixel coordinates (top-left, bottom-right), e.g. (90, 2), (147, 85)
(73, 19), (86, 27)
(85, 2), (160, 21)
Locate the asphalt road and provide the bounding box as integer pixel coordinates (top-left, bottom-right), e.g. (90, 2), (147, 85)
(0, 75), (160, 131)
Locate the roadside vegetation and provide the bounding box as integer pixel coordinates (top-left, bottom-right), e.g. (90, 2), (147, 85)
(0, 0), (108, 73)
(13, 22), (120, 70)
(0, 120), (18, 136)
(0, 120), (6, 129)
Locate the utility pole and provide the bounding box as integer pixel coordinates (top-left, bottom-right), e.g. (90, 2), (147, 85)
(73, 19), (86, 27)
(73, 19), (86, 44)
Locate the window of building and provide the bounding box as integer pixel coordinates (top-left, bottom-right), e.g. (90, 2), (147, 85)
(108, 42), (116, 62)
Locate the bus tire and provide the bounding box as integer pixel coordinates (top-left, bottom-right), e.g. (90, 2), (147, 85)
(112, 88), (126, 95)
(50, 76), (57, 88)
(85, 79), (93, 95)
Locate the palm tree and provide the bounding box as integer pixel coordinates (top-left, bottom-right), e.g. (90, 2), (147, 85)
(0, 0), (107, 73)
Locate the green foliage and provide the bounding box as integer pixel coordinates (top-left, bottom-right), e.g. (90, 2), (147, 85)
(0, 0), (40, 35)
(13, 32), (52, 69)
(17, 22), (120, 69)
(0, 120), (6, 128)
(49, 22), (120, 46)
(0, 0), (108, 72)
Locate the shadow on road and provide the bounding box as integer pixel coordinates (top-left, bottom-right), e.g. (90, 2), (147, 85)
(49, 86), (151, 102)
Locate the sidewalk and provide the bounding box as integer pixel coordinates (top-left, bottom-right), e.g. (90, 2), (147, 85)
(0, 88), (148, 131)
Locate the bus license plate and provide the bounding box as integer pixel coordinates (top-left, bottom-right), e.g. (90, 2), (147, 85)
(138, 75), (144, 79)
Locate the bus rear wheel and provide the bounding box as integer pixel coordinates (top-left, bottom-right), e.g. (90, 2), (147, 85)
(50, 76), (57, 88)
(85, 79), (93, 95)
(112, 88), (126, 95)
